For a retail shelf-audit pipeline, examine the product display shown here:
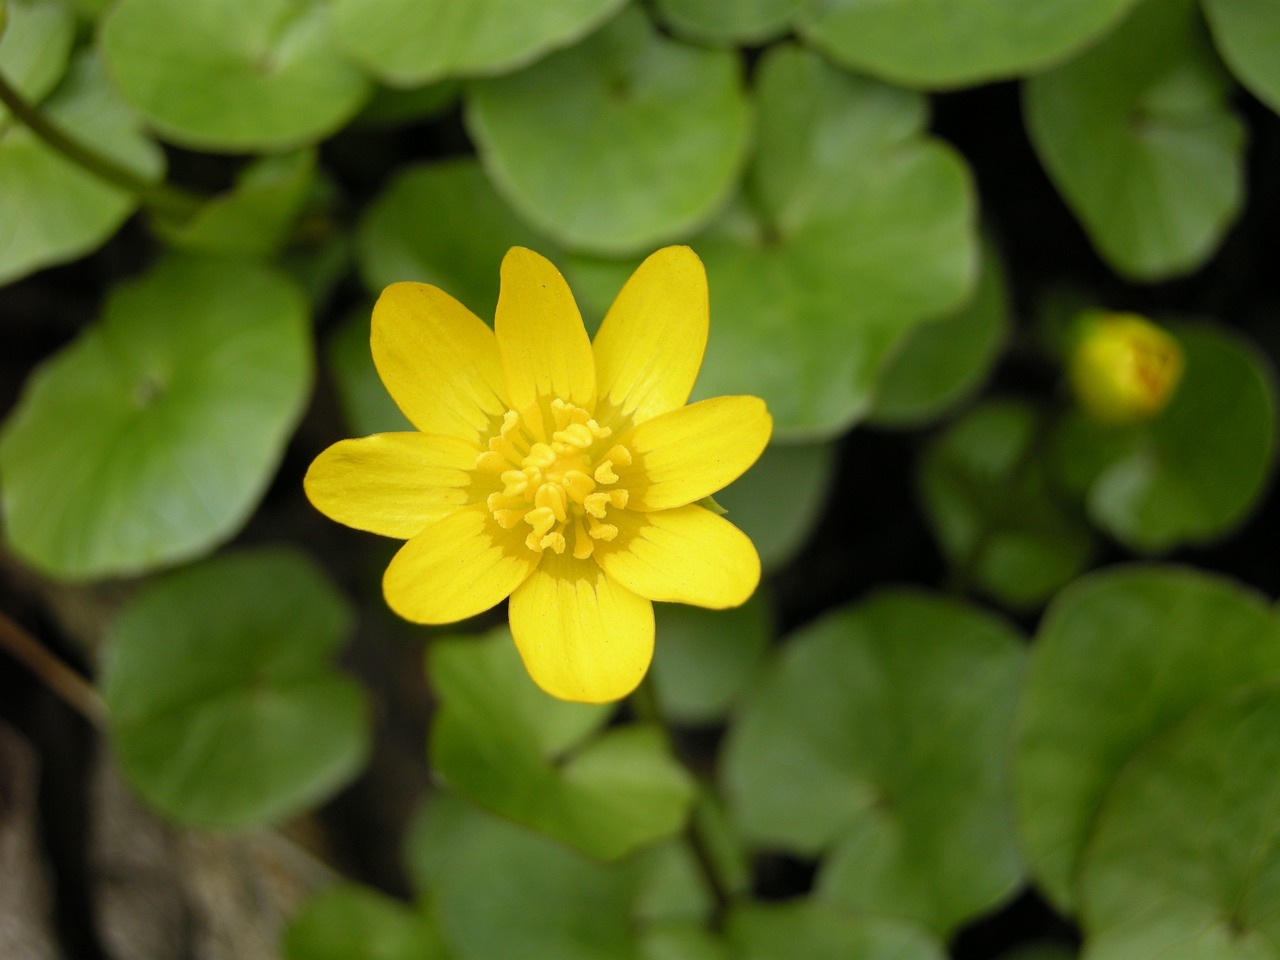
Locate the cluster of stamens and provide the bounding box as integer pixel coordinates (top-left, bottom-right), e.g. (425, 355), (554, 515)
(475, 399), (632, 559)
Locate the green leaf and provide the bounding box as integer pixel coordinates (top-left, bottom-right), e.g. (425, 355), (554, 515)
(653, 0), (799, 45)
(998, 946), (1076, 960)
(1203, 0), (1280, 114)
(406, 791), (712, 960)
(727, 900), (946, 960)
(869, 237), (1010, 427)
(353, 81), (460, 129)
(102, 548), (369, 828)
(155, 150), (316, 257)
(0, 255), (311, 580)
(689, 45), (976, 439)
(283, 884), (450, 960)
(919, 400), (1094, 608)
(1055, 323), (1276, 553)
(1024, 0), (1245, 280)
(795, 0), (1141, 89)
(0, 0), (74, 126)
(0, 51), (164, 284)
(650, 595), (771, 725)
(100, 0), (370, 151)
(357, 159), (558, 322)
(1079, 684), (1280, 958)
(428, 629), (696, 860)
(465, 6), (750, 255)
(1013, 565), (1280, 913)
(723, 590), (1026, 937)
(330, 0), (626, 87)
(326, 308), (412, 438)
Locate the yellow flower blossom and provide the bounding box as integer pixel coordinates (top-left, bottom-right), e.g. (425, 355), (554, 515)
(305, 246), (772, 703)
(1069, 310), (1184, 425)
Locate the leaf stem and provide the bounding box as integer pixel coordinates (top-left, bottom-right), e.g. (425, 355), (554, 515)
(0, 68), (203, 222)
(0, 610), (106, 725)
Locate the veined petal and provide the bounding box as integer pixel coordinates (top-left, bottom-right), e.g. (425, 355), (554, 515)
(508, 552), (653, 704)
(383, 505), (536, 624)
(621, 396), (772, 510)
(593, 246), (708, 429)
(496, 247), (595, 424)
(597, 505), (760, 609)
(372, 282), (507, 444)
(304, 433), (480, 539)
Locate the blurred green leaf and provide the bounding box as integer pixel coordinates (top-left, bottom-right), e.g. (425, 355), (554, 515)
(466, 6), (750, 255)
(353, 80), (460, 129)
(428, 629), (696, 860)
(1080, 684), (1280, 958)
(283, 884), (451, 960)
(0, 255), (311, 579)
(1013, 565), (1280, 913)
(330, 0), (626, 87)
(103, 548), (369, 827)
(795, 0), (1140, 89)
(727, 900), (946, 960)
(1024, 0), (1245, 280)
(357, 159), (557, 321)
(691, 45), (976, 438)
(997, 946), (1076, 960)
(919, 400), (1093, 608)
(1203, 0), (1280, 114)
(0, 51), (164, 285)
(715, 440), (835, 571)
(653, 0), (799, 45)
(1054, 324), (1275, 553)
(326, 308), (412, 438)
(869, 237), (1010, 427)
(156, 150), (316, 256)
(406, 792), (712, 960)
(723, 590), (1026, 936)
(639, 923), (731, 960)
(0, 0), (74, 126)
(650, 595), (771, 725)
(100, 0), (370, 151)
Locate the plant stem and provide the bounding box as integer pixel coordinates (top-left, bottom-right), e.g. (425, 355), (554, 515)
(0, 68), (203, 222)
(0, 610), (106, 725)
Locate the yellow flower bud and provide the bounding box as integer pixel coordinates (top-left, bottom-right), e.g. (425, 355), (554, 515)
(1068, 311), (1184, 425)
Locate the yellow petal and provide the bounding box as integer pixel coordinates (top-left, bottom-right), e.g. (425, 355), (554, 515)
(593, 246), (708, 429)
(304, 433), (479, 539)
(508, 552), (654, 703)
(596, 505), (760, 609)
(372, 282), (507, 444)
(495, 248), (595, 425)
(383, 504), (536, 624)
(621, 396), (772, 510)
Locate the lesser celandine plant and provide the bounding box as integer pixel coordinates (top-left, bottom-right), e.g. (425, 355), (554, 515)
(4, 1), (1280, 958)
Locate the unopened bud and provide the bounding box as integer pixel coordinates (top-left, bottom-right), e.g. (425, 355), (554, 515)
(1069, 311), (1183, 425)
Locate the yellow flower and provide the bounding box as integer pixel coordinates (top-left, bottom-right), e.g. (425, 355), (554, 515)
(305, 246), (772, 703)
(1068, 310), (1184, 425)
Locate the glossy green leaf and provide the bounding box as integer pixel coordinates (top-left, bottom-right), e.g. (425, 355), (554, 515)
(406, 791), (712, 960)
(100, 0), (370, 151)
(466, 6), (750, 255)
(795, 0), (1140, 89)
(0, 51), (164, 285)
(156, 150), (315, 256)
(1025, 0), (1245, 280)
(0, 256), (311, 580)
(330, 0), (626, 87)
(1013, 565), (1280, 913)
(691, 45), (976, 438)
(919, 400), (1093, 608)
(428, 629), (696, 860)
(1080, 684), (1280, 959)
(723, 590), (1026, 936)
(650, 595), (771, 725)
(727, 900), (946, 960)
(326, 309), (412, 438)
(1056, 324), (1276, 553)
(283, 884), (450, 960)
(1203, 0), (1280, 114)
(869, 238), (1010, 427)
(0, 0), (74, 126)
(357, 159), (557, 321)
(103, 548), (368, 828)
(653, 0), (798, 44)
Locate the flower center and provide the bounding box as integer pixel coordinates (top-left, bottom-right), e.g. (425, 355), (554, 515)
(475, 399), (631, 560)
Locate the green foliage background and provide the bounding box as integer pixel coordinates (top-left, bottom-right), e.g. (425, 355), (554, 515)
(3, 0), (1280, 957)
